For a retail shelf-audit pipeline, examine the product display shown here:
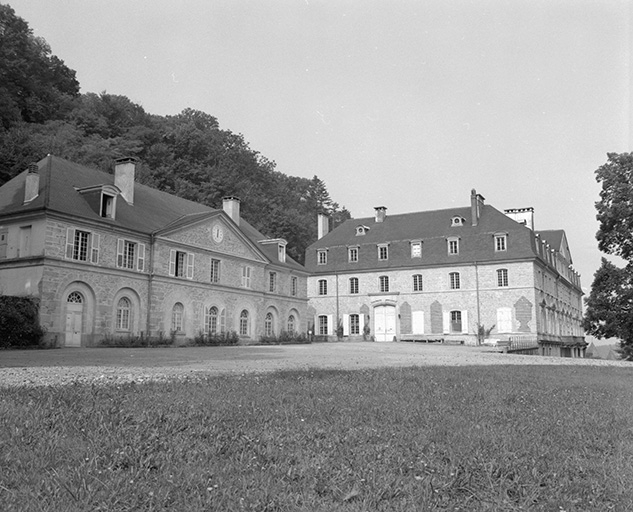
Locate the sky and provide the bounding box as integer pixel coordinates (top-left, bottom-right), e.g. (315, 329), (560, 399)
(7, 0), (633, 292)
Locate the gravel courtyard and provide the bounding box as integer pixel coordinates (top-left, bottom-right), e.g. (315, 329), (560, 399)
(1, 342), (629, 388)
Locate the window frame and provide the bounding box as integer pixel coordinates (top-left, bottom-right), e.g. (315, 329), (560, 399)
(239, 309), (249, 336)
(171, 303), (184, 333)
(269, 271), (277, 293)
(447, 237), (459, 255)
(116, 297), (131, 331)
(349, 277), (359, 294)
(449, 271), (461, 290)
(495, 234), (507, 252)
(497, 268), (509, 287)
(413, 274), (423, 292)
(318, 279), (327, 296)
(318, 315), (328, 335)
(379, 275), (389, 293)
(291, 276), (298, 296)
(210, 258), (221, 283)
(317, 250), (327, 265)
(410, 241), (422, 258)
(349, 314), (360, 335)
(377, 244), (389, 261)
(348, 246), (359, 263)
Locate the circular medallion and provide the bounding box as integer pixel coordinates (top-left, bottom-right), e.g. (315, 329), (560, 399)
(212, 224), (224, 243)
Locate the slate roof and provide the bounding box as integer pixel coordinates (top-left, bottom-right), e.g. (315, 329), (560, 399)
(0, 155), (305, 272)
(305, 202), (570, 275)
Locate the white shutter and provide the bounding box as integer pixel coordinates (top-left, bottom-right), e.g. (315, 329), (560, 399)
(497, 307), (512, 333)
(359, 314), (365, 335)
(343, 314), (350, 336)
(186, 253), (194, 279)
(65, 228), (75, 259)
(461, 310), (469, 334)
(412, 311), (425, 335)
(327, 314), (334, 335)
(443, 311), (450, 333)
(169, 249), (176, 276)
(137, 243), (145, 272)
(117, 239), (124, 267)
(90, 233), (100, 264)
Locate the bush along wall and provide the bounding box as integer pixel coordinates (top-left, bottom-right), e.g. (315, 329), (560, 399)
(0, 296), (46, 348)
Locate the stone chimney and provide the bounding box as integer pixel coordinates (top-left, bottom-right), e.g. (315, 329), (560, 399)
(504, 207), (534, 230)
(374, 206), (387, 223)
(23, 163), (40, 203)
(223, 196), (241, 225)
(114, 157), (136, 204)
(470, 189), (485, 226)
(317, 213), (329, 240)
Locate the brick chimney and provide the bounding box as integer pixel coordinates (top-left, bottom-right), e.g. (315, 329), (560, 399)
(23, 163), (40, 203)
(114, 157), (136, 204)
(374, 206), (387, 223)
(470, 189), (485, 226)
(317, 213), (329, 239)
(223, 196), (240, 225)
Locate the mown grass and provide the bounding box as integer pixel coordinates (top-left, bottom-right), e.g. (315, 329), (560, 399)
(1, 365), (633, 511)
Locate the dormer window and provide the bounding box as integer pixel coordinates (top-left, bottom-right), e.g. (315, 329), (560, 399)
(77, 184), (119, 220)
(411, 240), (422, 258)
(101, 193), (115, 218)
(377, 243), (389, 261)
(317, 249), (327, 265)
(356, 225), (370, 236)
(447, 237), (459, 255)
(278, 243), (286, 263)
(494, 233), (508, 252)
(451, 216), (465, 227)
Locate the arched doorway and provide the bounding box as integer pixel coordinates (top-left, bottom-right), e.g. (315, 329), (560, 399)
(65, 291), (83, 347)
(374, 304), (396, 342)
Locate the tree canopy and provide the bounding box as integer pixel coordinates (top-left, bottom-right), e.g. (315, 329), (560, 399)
(584, 152), (633, 360)
(0, 5), (349, 264)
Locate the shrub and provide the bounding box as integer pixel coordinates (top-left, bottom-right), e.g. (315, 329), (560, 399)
(0, 296), (46, 348)
(98, 332), (175, 348)
(259, 331), (310, 345)
(191, 330), (239, 346)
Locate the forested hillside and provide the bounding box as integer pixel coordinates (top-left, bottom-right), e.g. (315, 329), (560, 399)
(0, 4), (349, 263)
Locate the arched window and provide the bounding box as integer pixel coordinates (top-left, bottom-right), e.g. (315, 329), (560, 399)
(265, 312), (274, 337)
(171, 303), (184, 332)
(67, 291), (83, 303)
(116, 297), (131, 330)
(205, 306), (218, 334)
(287, 314), (296, 333)
(239, 310), (249, 336)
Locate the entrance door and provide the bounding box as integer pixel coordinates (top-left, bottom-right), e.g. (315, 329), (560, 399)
(375, 305), (396, 342)
(65, 292), (83, 347)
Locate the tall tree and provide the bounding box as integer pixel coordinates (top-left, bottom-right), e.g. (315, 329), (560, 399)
(584, 152), (633, 360)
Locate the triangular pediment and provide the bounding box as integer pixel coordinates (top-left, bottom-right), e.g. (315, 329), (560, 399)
(156, 211), (268, 263)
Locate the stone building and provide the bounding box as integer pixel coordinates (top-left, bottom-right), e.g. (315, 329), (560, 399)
(0, 156), (308, 346)
(304, 190), (585, 353)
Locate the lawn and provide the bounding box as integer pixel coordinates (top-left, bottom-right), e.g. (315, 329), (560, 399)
(1, 365), (633, 511)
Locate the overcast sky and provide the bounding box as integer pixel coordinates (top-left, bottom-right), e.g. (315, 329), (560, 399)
(8, 0), (632, 290)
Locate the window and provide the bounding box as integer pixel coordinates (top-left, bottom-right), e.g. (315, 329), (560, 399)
(101, 194), (115, 218)
(239, 310), (249, 336)
(291, 276), (298, 296)
(450, 310), (462, 332)
(318, 315), (328, 335)
(451, 216), (464, 226)
(317, 250), (327, 265)
(495, 234), (507, 252)
(318, 279), (327, 295)
(265, 312), (274, 337)
(278, 244), (286, 263)
(287, 314), (296, 333)
(210, 259), (221, 283)
(378, 244), (388, 260)
(169, 250), (194, 279)
(411, 241), (422, 258)
(349, 277), (359, 294)
(356, 226), (369, 236)
(67, 229), (88, 261)
(117, 240), (135, 269)
(497, 268), (509, 287)
(205, 306), (219, 334)
(413, 274), (423, 292)
(348, 247), (359, 262)
(67, 291), (82, 304)
(449, 272), (461, 289)
(269, 272), (277, 292)
(448, 238), (459, 255)
(241, 266), (252, 288)
(350, 314), (360, 335)
(171, 303), (184, 332)
(379, 275), (389, 293)
(116, 297), (131, 330)
(18, 226), (32, 257)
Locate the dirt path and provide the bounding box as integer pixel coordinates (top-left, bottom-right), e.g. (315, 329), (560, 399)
(0, 342), (629, 388)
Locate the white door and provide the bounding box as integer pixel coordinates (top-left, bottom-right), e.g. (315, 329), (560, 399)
(375, 306), (396, 342)
(65, 294), (83, 347)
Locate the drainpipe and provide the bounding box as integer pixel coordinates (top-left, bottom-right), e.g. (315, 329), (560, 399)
(475, 261), (481, 345)
(336, 272), (340, 337)
(146, 232), (156, 339)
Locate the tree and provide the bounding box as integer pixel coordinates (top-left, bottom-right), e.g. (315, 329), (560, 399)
(584, 152), (633, 360)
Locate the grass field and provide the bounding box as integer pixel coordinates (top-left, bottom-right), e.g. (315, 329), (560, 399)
(1, 365), (633, 511)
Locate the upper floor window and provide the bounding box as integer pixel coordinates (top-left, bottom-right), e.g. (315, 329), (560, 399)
(447, 238), (459, 255)
(413, 274), (423, 292)
(317, 250), (327, 265)
(411, 241), (422, 258)
(379, 275), (389, 293)
(169, 249), (194, 279)
(65, 228), (99, 264)
(18, 225), (32, 258)
(318, 279), (327, 296)
(348, 246), (359, 263)
(378, 244), (389, 261)
(497, 268), (509, 287)
(291, 276), (298, 296)
(349, 277), (359, 294)
(210, 258), (221, 283)
(269, 271), (277, 293)
(449, 272), (461, 290)
(241, 266), (252, 288)
(117, 239), (145, 271)
(495, 234), (507, 252)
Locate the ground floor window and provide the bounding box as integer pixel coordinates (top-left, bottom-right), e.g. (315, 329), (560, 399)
(265, 312), (274, 336)
(172, 302), (184, 332)
(116, 297), (131, 330)
(450, 310), (462, 333)
(288, 314), (296, 333)
(318, 315), (328, 335)
(350, 314), (360, 335)
(205, 306), (218, 334)
(239, 310), (249, 336)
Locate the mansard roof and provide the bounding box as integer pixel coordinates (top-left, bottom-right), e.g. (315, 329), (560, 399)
(305, 202), (573, 277)
(0, 155), (305, 272)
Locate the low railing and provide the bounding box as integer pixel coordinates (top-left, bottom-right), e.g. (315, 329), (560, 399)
(507, 335), (539, 353)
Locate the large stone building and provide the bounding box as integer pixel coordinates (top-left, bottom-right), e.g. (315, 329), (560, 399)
(0, 156), (308, 346)
(305, 190), (584, 353)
